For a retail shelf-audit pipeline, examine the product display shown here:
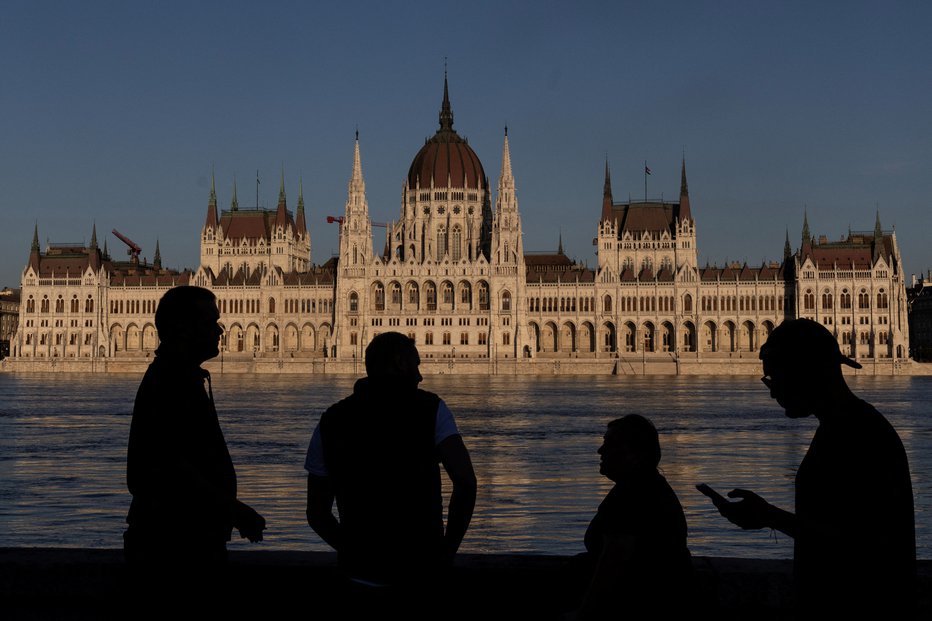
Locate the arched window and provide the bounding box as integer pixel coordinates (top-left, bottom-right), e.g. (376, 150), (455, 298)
(478, 282), (489, 310)
(858, 289), (870, 309)
(56, 296), (64, 313)
(442, 282), (453, 305)
(451, 225), (462, 262)
(604, 294), (613, 313)
(41, 296), (50, 313)
(391, 282), (401, 306)
(501, 291), (512, 312)
(349, 292), (359, 313)
(683, 294), (692, 313)
(374, 283), (385, 311)
(426, 283), (437, 311)
(822, 291), (833, 310)
(877, 289), (888, 309)
(804, 289), (815, 310)
(268, 297), (276, 313)
(437, 225), (447, 258)
(70, 296), (79, 313)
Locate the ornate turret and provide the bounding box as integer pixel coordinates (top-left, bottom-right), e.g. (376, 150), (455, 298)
(205, 171), (219, 229)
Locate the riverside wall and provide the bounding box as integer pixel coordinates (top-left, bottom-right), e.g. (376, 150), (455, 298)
(2, 354), (929, 376)
(2, 549), (929, 619)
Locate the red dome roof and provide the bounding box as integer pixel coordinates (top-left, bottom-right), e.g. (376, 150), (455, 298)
(407, 79), (486, 190)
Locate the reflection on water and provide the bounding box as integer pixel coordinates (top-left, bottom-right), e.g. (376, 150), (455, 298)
(0, 372), (929, 559)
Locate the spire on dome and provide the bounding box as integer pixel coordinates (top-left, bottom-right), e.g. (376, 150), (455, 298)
(439, 69), (454, 132)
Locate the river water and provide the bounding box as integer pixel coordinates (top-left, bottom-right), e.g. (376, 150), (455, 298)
(0, 372), (929, 559)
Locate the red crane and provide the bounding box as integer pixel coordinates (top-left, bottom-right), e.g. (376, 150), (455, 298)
(326, 215), (389, 228)
(111, 229), (142, 264)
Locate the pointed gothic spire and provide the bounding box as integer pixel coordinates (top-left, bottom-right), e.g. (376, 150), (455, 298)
(90, 223), (98, 249)
(103, 238), (109, 260)
(601, 159), (614, 222)
(205, 170), (219, 229)
(558, 229), (564, 255)
(153, 239), (162, 269)
(439, 70), (454, 132)
(874, 209), (882, 239)
(801, 209), (811, 247)
(296, 176), (307, 233)
(275, 167), (289, 229)
(28, 222), (41, 271)
(231, 176), (239, 211)
(784, 228), (792, 260)
(678, 157), (692, 223)
(346, 132), (369, 220)
(873, 209), (883, 262)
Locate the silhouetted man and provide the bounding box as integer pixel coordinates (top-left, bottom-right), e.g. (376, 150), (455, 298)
(703, 319), (915, 615)
(305, 332), (477, 604)
(125, 286), (265, 571)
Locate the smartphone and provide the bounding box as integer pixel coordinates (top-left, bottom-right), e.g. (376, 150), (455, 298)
(696, 483), (729, 510)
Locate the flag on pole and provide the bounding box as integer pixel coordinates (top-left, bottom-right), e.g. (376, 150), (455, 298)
(645, 166), (652, 175)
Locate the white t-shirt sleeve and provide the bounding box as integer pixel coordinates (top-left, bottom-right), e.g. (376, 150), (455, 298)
(434, 399), (460, 445)
(304, 423), (328, 476)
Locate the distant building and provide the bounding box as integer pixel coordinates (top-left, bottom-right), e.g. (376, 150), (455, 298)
(8, 78), (912, 371)
(908, 272), (932, 361)
(1, 287), (20, 358)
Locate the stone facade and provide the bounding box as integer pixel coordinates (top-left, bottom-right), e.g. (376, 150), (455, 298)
(7, 80), (912, 373)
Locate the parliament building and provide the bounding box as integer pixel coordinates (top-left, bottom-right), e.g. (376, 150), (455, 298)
(8, 79), (911, 374)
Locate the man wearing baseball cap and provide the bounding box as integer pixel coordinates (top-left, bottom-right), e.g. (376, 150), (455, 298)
(702, 319), (915, 615)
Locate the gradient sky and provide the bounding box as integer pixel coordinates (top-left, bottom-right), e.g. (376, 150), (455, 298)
(2, 1), (931, 288)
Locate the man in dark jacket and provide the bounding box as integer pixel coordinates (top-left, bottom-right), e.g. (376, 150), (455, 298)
(125, 286), (265, 569)
(305, 332), (477, 600)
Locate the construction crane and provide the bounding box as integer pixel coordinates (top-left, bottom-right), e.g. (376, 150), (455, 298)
(112, 229), (142, 264)
(326, 216), (389, 228)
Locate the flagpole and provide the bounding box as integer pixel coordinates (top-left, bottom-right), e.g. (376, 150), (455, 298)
(256, 170), (260, 209)
(644, 160), (648, 201)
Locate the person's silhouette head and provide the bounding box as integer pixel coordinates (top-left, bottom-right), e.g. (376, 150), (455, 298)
(154, 286), (222, 364)
(598, 414), (661, 482)
(759, 318), (861, 418)
(365, 332), (422, 390)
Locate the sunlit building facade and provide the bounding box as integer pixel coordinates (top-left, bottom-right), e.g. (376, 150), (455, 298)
(9, 80), (911, 371)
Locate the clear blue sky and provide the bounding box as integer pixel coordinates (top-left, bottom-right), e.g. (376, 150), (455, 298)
(3, 1), (931, 288)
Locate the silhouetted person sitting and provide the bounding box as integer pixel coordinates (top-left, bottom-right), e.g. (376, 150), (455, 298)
(701, 318), (915, 616)
(576, 415), (694, 619)
(305, 332), (477, 612)
(124, 286), (265, 574)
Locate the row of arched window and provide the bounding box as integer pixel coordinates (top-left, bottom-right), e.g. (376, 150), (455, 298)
(356, 280), (492, 313)
(25, 294), (95, 314)
(701, 295), (783, 313)
(803, 288), (888, 311)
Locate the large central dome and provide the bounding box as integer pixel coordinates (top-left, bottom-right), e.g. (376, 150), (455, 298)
(407, 78), (486, 190)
